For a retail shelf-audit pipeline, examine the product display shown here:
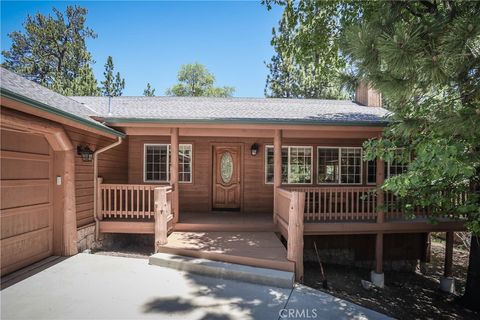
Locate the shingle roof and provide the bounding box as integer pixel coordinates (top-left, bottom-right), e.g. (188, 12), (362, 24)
(0, 67), (123, 136)
(71, 96), (391, 126)
(0, 66), (390, 128)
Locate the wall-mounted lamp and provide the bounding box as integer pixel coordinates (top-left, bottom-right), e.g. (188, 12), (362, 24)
(250, 143), (259, 156)
(77, 145), (94, 162)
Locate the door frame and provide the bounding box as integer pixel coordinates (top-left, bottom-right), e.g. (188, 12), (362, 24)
(209, 142), (244, 212)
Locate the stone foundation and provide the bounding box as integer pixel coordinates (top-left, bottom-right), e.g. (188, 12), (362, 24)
(76, 224), (115, 252)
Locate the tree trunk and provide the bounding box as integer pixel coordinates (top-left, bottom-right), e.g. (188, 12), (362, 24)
(460, 234), (480, 311)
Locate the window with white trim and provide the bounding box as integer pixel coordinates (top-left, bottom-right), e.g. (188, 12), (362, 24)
(366, 149), (409, 184)
(144, 144), (192, 183)
(179, 144), (193, 182)
(317, 147), (362, 184)
(317, 148), (339, 183)
(265, 146), (312, 184)
(366, 160), (377, 184)
(389, 151), (409, 177)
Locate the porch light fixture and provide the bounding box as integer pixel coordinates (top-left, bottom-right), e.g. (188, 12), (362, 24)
(250, 143), (259, 156)
(77, 145), (94, 162)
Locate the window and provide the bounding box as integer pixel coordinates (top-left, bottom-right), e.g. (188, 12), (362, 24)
(144, 144), (192, 183)
(179, 144), (193, 182)
(265, 146), (312, 184)
(145, 144), (169, 182)
(317, 147), (362, 184)
(389, 150), (408, 177)
(366, 149), (409, 184)
(317, 148), (339, 183)
(367, 160), (377, 184)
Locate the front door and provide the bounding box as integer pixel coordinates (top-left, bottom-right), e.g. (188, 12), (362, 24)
(212, 145), (241, 210)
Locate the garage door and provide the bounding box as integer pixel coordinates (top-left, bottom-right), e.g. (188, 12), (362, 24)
(1, 129), (54, 276)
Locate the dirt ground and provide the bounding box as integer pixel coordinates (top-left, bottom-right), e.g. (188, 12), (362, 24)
(304, 240), (478, 320)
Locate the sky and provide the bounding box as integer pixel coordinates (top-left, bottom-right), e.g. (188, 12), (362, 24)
(1, 1), (283, 97)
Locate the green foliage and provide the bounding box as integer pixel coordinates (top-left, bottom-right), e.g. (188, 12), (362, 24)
(263, 0), (367, 98)
(143, 83), (156, 96)
(101, 56), (125, 96)
(166, 63), (234, 97)
(1, 5), (100, 96)
(344, 1), (480, 234)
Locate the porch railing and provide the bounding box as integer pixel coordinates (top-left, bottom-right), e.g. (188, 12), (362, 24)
(275, 188), (305, 282)
(99, 184), (163, 219)
(287, 187), (377, 222)
(97, 183), (174, 249)
(286, 186), (440, 222)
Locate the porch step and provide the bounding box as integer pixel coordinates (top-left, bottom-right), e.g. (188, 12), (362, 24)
(173, 222), (277, 232)
(149, 252), (294, 288)
(156, 231), (294, 272)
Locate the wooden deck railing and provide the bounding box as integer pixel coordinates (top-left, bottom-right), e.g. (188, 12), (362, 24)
(285, 186), (441, 222)
(275, 188), (305, 282)
(287, 187), (377, 222)
(98, 183), (174, 249)
(99, 184), (162, 219)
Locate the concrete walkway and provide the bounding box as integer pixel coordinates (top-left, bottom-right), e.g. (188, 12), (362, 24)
(1, 254), (390, 320)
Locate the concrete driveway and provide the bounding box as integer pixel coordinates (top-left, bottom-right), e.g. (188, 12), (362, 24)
(1, 253), (389, 320)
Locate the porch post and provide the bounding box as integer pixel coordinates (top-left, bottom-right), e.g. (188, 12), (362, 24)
(170, 128), (180, 224)
(154, 187), (169, 251)
(376, 158), (385, 224)
(440, 231), (455, 293)
(273, 129), (282, 223)
(372, 157), (386, 287)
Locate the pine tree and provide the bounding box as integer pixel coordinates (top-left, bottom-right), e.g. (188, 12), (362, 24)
(342, 1), (480, 309)
(143, 83), (155, 96)
(101, 56), (125, 96)
(263, 0), (363, 99)
(1, 5), (99, 95)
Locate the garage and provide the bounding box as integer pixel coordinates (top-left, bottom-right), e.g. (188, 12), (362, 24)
(0, 129), (54, 276)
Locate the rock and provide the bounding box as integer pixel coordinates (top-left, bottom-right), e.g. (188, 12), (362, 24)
(361, 279), (374, 290)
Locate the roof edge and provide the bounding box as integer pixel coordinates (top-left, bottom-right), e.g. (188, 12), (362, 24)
(102, 117), (390, 127)
(1, 88), (125, 138)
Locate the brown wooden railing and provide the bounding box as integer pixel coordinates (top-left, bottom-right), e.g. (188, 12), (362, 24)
(275, 188), (305, 282)
(285, 186), (444, 222)
(97, 183), (174, 249)
(287, 187), (377, 222)
(99, 184), (162, 219)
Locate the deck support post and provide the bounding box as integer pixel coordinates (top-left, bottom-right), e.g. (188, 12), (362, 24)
(287, 191), (305, 282)
(273, 129), (282, 224)
(154, 187), (169, 251)
(372, 157), (385, 287)
(171, 128), (179, 224)
(440, 231), (455, 293)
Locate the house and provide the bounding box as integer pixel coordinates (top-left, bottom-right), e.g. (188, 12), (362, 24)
(0, 67), (464, 288)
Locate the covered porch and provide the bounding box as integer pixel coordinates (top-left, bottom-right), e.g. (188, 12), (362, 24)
(93, 125), (465, 282)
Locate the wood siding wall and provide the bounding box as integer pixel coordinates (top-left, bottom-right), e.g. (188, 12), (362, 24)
(128, 136), (369, 214)
(65, 126), (128, 227)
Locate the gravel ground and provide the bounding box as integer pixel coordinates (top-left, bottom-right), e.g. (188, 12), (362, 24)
(304, 240), (478, 320)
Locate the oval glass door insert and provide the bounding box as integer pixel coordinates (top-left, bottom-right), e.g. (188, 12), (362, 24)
(220, 152), (233, 183)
